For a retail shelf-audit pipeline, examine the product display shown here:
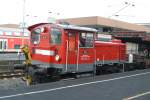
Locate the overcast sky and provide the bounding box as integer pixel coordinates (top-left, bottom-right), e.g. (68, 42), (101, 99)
(0, 0), (150, 25)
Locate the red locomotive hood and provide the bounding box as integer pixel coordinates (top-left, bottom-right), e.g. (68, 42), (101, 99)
(28, 23), (49, 31)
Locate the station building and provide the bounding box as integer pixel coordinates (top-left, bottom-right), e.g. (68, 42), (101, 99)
(61, 16), (150, 55)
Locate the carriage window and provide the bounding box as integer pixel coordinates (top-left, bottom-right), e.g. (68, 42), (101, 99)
(14, 44), (20, 49)
(14, 32), (21, 36)
(0, 31), (3, 35)
(31, 28), (41, 44)
(50, 28), (61, 44)
(5, 31), (12, 35)
(79, 32), (94, 47)
(24, 32), (29, 36)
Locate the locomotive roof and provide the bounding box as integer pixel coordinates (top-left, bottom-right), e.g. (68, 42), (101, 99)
(28, 23), (97, 32)
(58, 24), (97, 32)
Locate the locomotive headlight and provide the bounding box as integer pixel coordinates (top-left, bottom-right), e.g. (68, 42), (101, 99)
(55, 55), (60, 61)
(34, 41), (38, 44)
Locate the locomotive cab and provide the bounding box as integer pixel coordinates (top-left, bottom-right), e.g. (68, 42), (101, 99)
(28, 23), (97, 78)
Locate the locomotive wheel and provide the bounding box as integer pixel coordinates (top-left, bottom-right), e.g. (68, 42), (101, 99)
(96, 66), (103, 75)
(52, 75), (61, 81)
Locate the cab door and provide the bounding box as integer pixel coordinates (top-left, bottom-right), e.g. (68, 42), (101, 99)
(66, 31), (78, 72)
(78, 32), (95, 72)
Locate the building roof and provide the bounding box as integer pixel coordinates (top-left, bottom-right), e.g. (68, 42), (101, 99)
(0, 24), (29, 33)
(61, 16), (150, 33)
(137, 23), (150, 28)
(0, 24), (19, 28)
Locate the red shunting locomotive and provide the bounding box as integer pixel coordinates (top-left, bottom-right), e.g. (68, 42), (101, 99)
(27, 23), (126, 81)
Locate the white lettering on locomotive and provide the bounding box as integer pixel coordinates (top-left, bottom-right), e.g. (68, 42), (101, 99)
(35, 49), (54, 56)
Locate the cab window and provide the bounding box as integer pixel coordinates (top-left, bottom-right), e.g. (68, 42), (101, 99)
(31, 28), (41, 44)
(79, 32), (94, 47)
(50, 28), (61, 44)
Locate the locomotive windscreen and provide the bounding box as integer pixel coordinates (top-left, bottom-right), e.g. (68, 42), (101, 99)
(31, 28), (41, 44)
(50, 28), (61, 44)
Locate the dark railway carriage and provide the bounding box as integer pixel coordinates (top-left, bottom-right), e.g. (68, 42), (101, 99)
(27, 23), (126, 81)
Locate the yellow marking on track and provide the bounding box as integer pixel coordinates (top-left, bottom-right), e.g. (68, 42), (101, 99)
(3, 78), (7, 80)
(3, 74), (7, 76)
(18, 73), (22, 75)
(11, 74), (15, 75)
(12, 77), (16, 79)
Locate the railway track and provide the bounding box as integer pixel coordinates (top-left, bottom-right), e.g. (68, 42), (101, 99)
(0, 70), (24, 79)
